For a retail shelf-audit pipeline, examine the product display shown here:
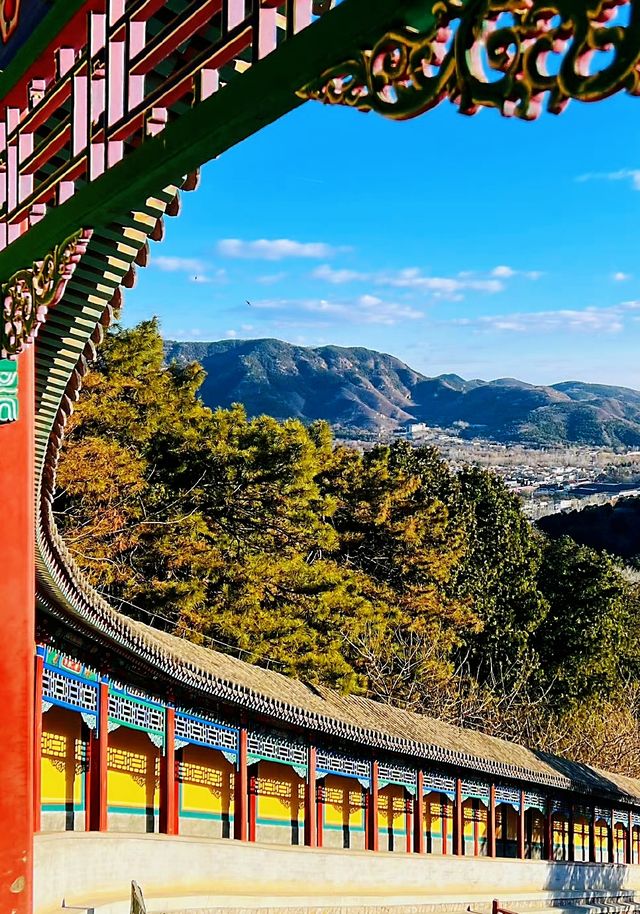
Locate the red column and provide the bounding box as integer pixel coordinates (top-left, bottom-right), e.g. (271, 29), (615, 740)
(545, 800), (554, 861)
(589, 807), (596, 863)
(88, 678), (109, 831)
(414, 771), (425, 854)
(368, 761), (379, 851)
(628, 812), (633, 865)
(248, 772), (257, 843)
(160, 706), (177, 835)
(518, 790), (526, 860)
(488, 785), (497, 858)
(568, 804), (575, 863)
(454, 778), (463, 856)
(405, 793), (413, 854)
(33, 647), (44, 833)
(234, 726), (248, 841)
(608, 812), (615, 864)
(304, 744), (317, 847)
(0, 347), (35, 914)
(316, 781), (324, 848)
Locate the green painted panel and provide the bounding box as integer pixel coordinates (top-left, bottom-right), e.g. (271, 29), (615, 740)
(0, 359), (18, 423)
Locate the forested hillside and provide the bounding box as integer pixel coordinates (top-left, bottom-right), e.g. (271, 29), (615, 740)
(165, 337), (640, 446)
(57, 320), (640, 776)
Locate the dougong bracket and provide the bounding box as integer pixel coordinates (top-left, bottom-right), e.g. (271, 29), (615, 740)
(1, 230), (92, 362)
(298, 0), (640, 121)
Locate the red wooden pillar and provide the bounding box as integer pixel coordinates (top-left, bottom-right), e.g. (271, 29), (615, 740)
(160, 706), (178, 835)
(608, 812), (615, 864)
(568, 804), (575, 863)
(414, 771), (425, 854)
(367, 761), (379, 851)
(488, 785), (497, 858)
(545, 799), (554, 861)
(589, 807), (596, 863)
(0, 348), (35, 914)
(518, 790), (526, 860)
(316, 780), (324, 848)
(248, 771), (257, 843)
(33, 647), (44, 833)
(304, 744), (317, 848)
(405, 793), (413, 854)
(454, 778), (463, 856)
(234, 726), (248, 841)
(628, 811), (633, 865)
(88, 678), (109, 831)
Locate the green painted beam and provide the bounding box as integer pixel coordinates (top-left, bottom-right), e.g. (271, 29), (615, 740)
(0, 0), (428, 277)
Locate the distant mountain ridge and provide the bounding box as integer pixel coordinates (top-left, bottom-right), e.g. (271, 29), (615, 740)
(164, 338), (640, 447)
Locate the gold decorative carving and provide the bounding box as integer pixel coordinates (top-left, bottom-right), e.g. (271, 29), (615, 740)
(1, 229), (92, 360)
(298, 0), (640, 120)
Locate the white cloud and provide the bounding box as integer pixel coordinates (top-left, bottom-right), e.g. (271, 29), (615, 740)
(577, 169), (640, 191)
(613, 271), (632, 282)
(225, 329), (239, 339)
(453, 301), (640, 335)
(378, 268), (504, 299)
(312, 264), (368, 284)
(217, 238), (340, 260)
(252, 295), (424, 326)
(491, 265), (516, 278)
(155, 256), (206, 273)
(257, 272), (288, 285)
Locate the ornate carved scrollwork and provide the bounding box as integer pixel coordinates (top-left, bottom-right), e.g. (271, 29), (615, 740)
(1, 230), (92, 361)
(298, 0), (640, 120)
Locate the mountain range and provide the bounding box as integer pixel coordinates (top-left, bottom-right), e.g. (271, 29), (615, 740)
(163, 338), (640, 447)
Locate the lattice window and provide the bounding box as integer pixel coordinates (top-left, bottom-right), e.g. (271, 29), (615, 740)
(379, 760), (417, 793)
(248, 728), (307, 774)
(495, 784), (521, 807)
(595, 807), (612, 824)
(108, 684), (164, 742)
(316, 747), (370, 783)
(467, 802), (488, 822)
(613, 809), (630, 826)
(552, 798), (570, 816)
(574, 804), (591, 820)
(42, 665), (98, 716)
(107, 745), (159, 788)
(175, 710), (238, 754)
(423, 772), (456, 796)
(525, 790), (547, 811)
(428, 796), (452, 817)
(462, 779), (490, 801)
(632, 813), (640, 828)
(41, 731), (88, 775)
(254, 775), (305, 802)
(320, 782), (366, 813)
(177, 761), (233, 795)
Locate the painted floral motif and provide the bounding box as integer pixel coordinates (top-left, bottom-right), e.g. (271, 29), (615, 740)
(0, 0), (21, 44)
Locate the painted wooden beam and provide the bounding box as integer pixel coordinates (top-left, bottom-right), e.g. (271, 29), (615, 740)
(0, 0), (427, 277)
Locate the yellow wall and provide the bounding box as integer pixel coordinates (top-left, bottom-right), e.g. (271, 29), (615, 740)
(107, 727), (159, 833)
(322, 774), (366, 849)
(552, 814), (569, 861)
(425, 791), (453, 855)
(614, 824), (628, 864)
(41, 706), (86, 831)
(574, 816), (590, 862)
(496, 804), (518, 858)
(179, 745), (235, 838)
(595, 820), (610, 863)
(378, 785), (408, 853)
(463, 798), (488, 856)
(256, 761), (305, 845)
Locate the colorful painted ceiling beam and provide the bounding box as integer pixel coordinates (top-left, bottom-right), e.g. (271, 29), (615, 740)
(0, 0), (422, 277)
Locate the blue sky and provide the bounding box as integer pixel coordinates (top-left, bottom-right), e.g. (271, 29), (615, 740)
(125, 91), (640, 387)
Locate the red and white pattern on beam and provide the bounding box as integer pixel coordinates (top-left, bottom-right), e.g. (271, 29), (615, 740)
(0, 0), (323, 251)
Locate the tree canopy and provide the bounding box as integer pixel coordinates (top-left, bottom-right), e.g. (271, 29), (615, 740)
(55, 319), (640, 776)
